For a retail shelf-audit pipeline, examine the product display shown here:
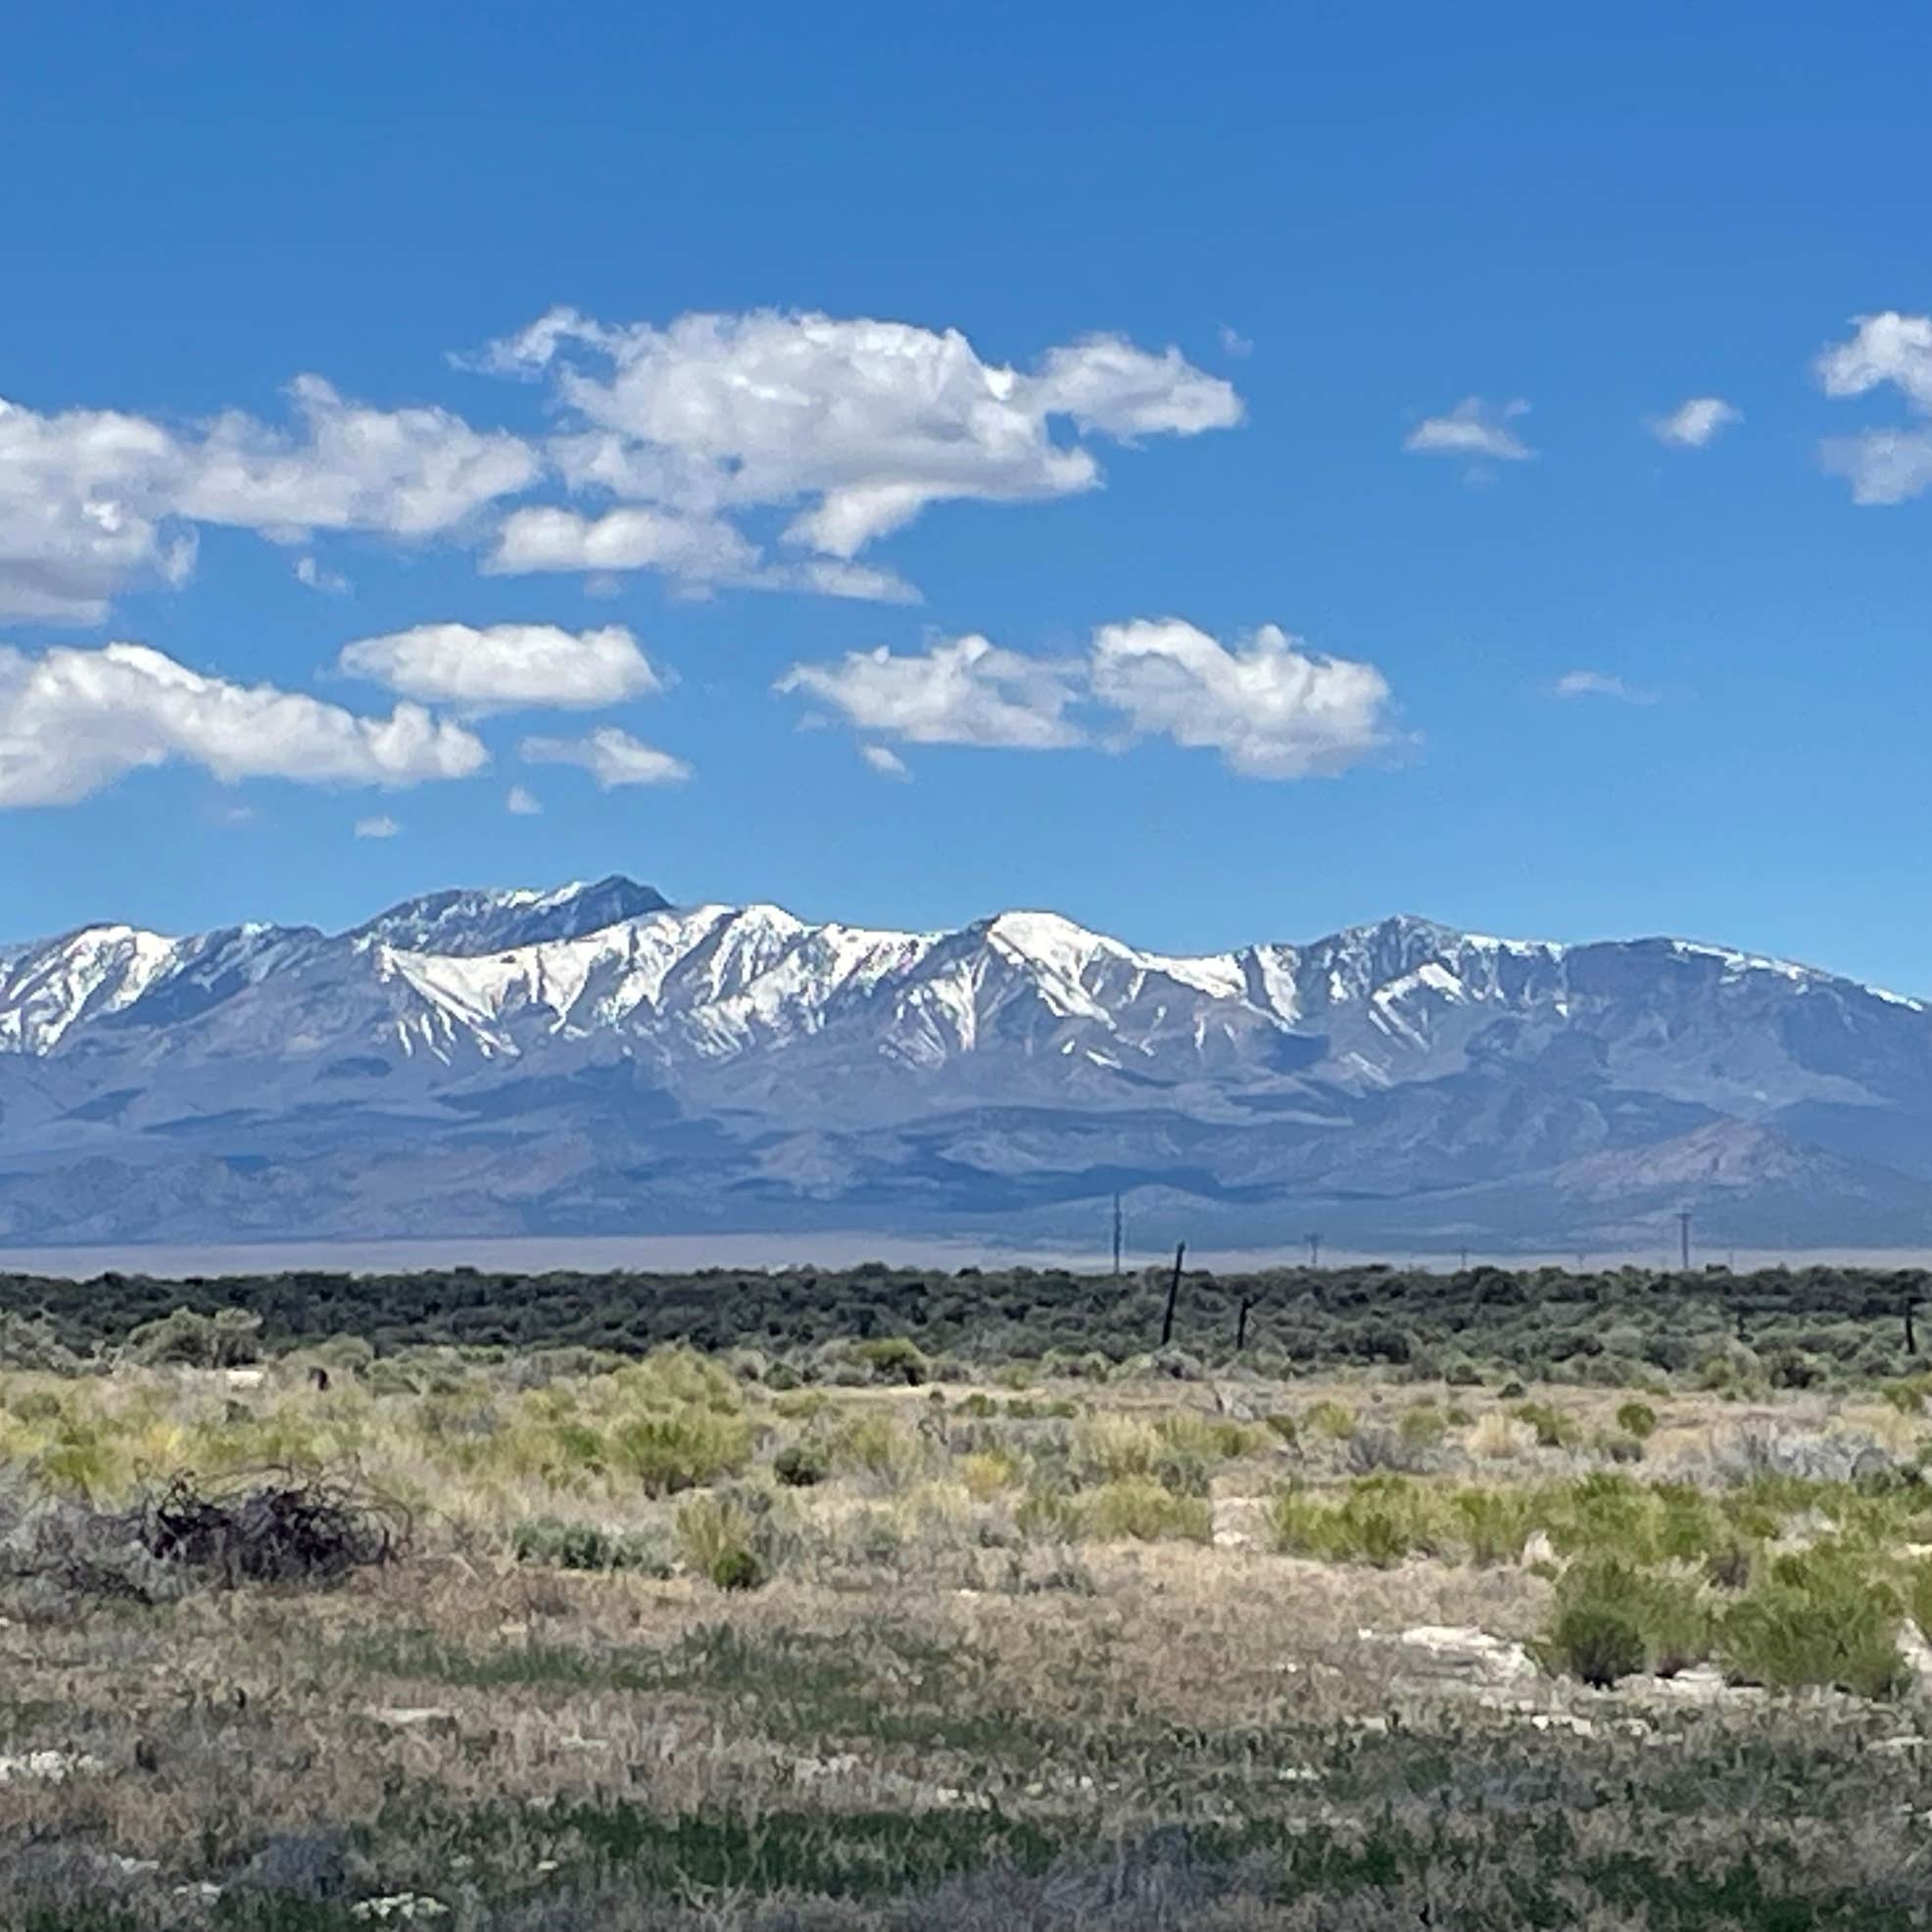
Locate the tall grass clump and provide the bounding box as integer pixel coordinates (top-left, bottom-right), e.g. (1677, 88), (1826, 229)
(675, 1493), (771, 1591)
(1269, 1476), (1449, 1568)
(831, 1414), (925, 1488)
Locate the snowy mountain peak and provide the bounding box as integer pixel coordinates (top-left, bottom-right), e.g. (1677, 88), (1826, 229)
(0, 923), (179, 1054)
(5, 881), (1932, 1251)
(350, 874), (671, 957)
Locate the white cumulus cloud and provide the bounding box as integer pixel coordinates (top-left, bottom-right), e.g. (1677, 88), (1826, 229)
(1404, 397), (1535, 464)
(3, 308), (1240, 622)
(1650, 397), (1740, 449)
(338, 621), (664, 711)
(1815, 312), (1932, 504)
(0, 382), (537, 625)
(474, 308), (1241, 594)
(506, 785), (543, 815)
(0, 641), (486, 807)
(776, 635), (1084, 749)
(487, 505), (760, 580)
(520, 726), (691, 788)
(781, 619), (1395, 780)
(354, 814), (400, 839)
(0, 398), (186, 623)
(175, 376), (538, 539)
(1088, 619), (1393, 777)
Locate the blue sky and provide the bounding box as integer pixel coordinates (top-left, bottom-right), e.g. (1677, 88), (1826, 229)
(6, 3), (1932, 991)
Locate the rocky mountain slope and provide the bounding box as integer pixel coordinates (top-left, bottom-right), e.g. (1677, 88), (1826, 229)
(3, 876), (1930, 1252)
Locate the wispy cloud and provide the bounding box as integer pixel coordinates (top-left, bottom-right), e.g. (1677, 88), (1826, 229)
(1551, 669), (1659, 704)
(294, 554), (349, 594)
(1404, 396), (1535, 466)
(1649, 397), (1740, 449)
(505, 785), (543, 815)
(860, 744), (911, 781)
(520, 726), (691, 789)
(354, 814), (401, 839)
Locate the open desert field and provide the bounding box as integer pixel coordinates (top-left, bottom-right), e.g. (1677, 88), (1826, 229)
(4, 1267), (1932, 1928)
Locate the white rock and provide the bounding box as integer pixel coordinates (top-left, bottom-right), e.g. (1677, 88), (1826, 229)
(1383, 1624), (1538, 1688)
(0, 1749), (104, 1784)
(1899, 1619), (1932, 1693)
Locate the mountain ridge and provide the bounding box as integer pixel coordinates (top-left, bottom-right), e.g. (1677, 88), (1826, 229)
(3, 877), (1929, 1253)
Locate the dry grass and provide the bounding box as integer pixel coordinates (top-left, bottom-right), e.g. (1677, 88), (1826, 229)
(4, 1355), (1932, 1927)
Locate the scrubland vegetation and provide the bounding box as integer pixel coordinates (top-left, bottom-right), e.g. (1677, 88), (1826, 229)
(5, 1269), (1932, 1926)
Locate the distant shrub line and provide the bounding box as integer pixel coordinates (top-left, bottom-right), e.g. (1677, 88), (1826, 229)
(3, 1260), (1931, 1388)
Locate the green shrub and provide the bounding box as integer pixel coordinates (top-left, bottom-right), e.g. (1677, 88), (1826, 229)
(676, 1494), (772, 1590)
(0, 1314), (78, 1373)
(708, 1546), (767, 1592)
(510, 1517), (675, 1575)
(1615, 1400), (1660, 1441)
(1716, 1544), (1907, 1698)
(772, 1440), (830, 1487)
(1083, 1477), (1211, 1543)
(1764, 1346), (1828, 1391)
(1269, 1476), (1445, 1568)
(1303, 1399), (1355, 1441)
(1451, 1487), (1533, 1566)
(124, 1306), (263, 1369)
(851, 1337), (933, 1385)
(1512, 1400), (1579, 1449)
(1014, 1488), (1086, 1543)
(832, 1414), (922, 1484)
(1539, 1557), (1712, 1684)
(1544, 1598), (1647, 1687)
(1880, 1377), (1931, 1417)
(609, 1410), (751, 1496)
(1155, 1412), (1261, 1461)
(5, 1386), (65, 1424)
(1398, 1404), (1448, 1449)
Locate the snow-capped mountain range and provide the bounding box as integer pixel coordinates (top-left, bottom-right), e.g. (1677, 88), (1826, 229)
(4, 875), (1932, 1252)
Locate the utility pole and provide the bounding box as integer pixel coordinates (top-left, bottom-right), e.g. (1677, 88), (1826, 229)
(1160, 1241), (1185, 1347)
(1305, 1231), (1322, 1270)
(1676, 1210), (1692, 1273)
(1906, 1295), (1919, 1357)
(1458, 1245), (1470, 1272)
(1111, 1191), (1124, 1279)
